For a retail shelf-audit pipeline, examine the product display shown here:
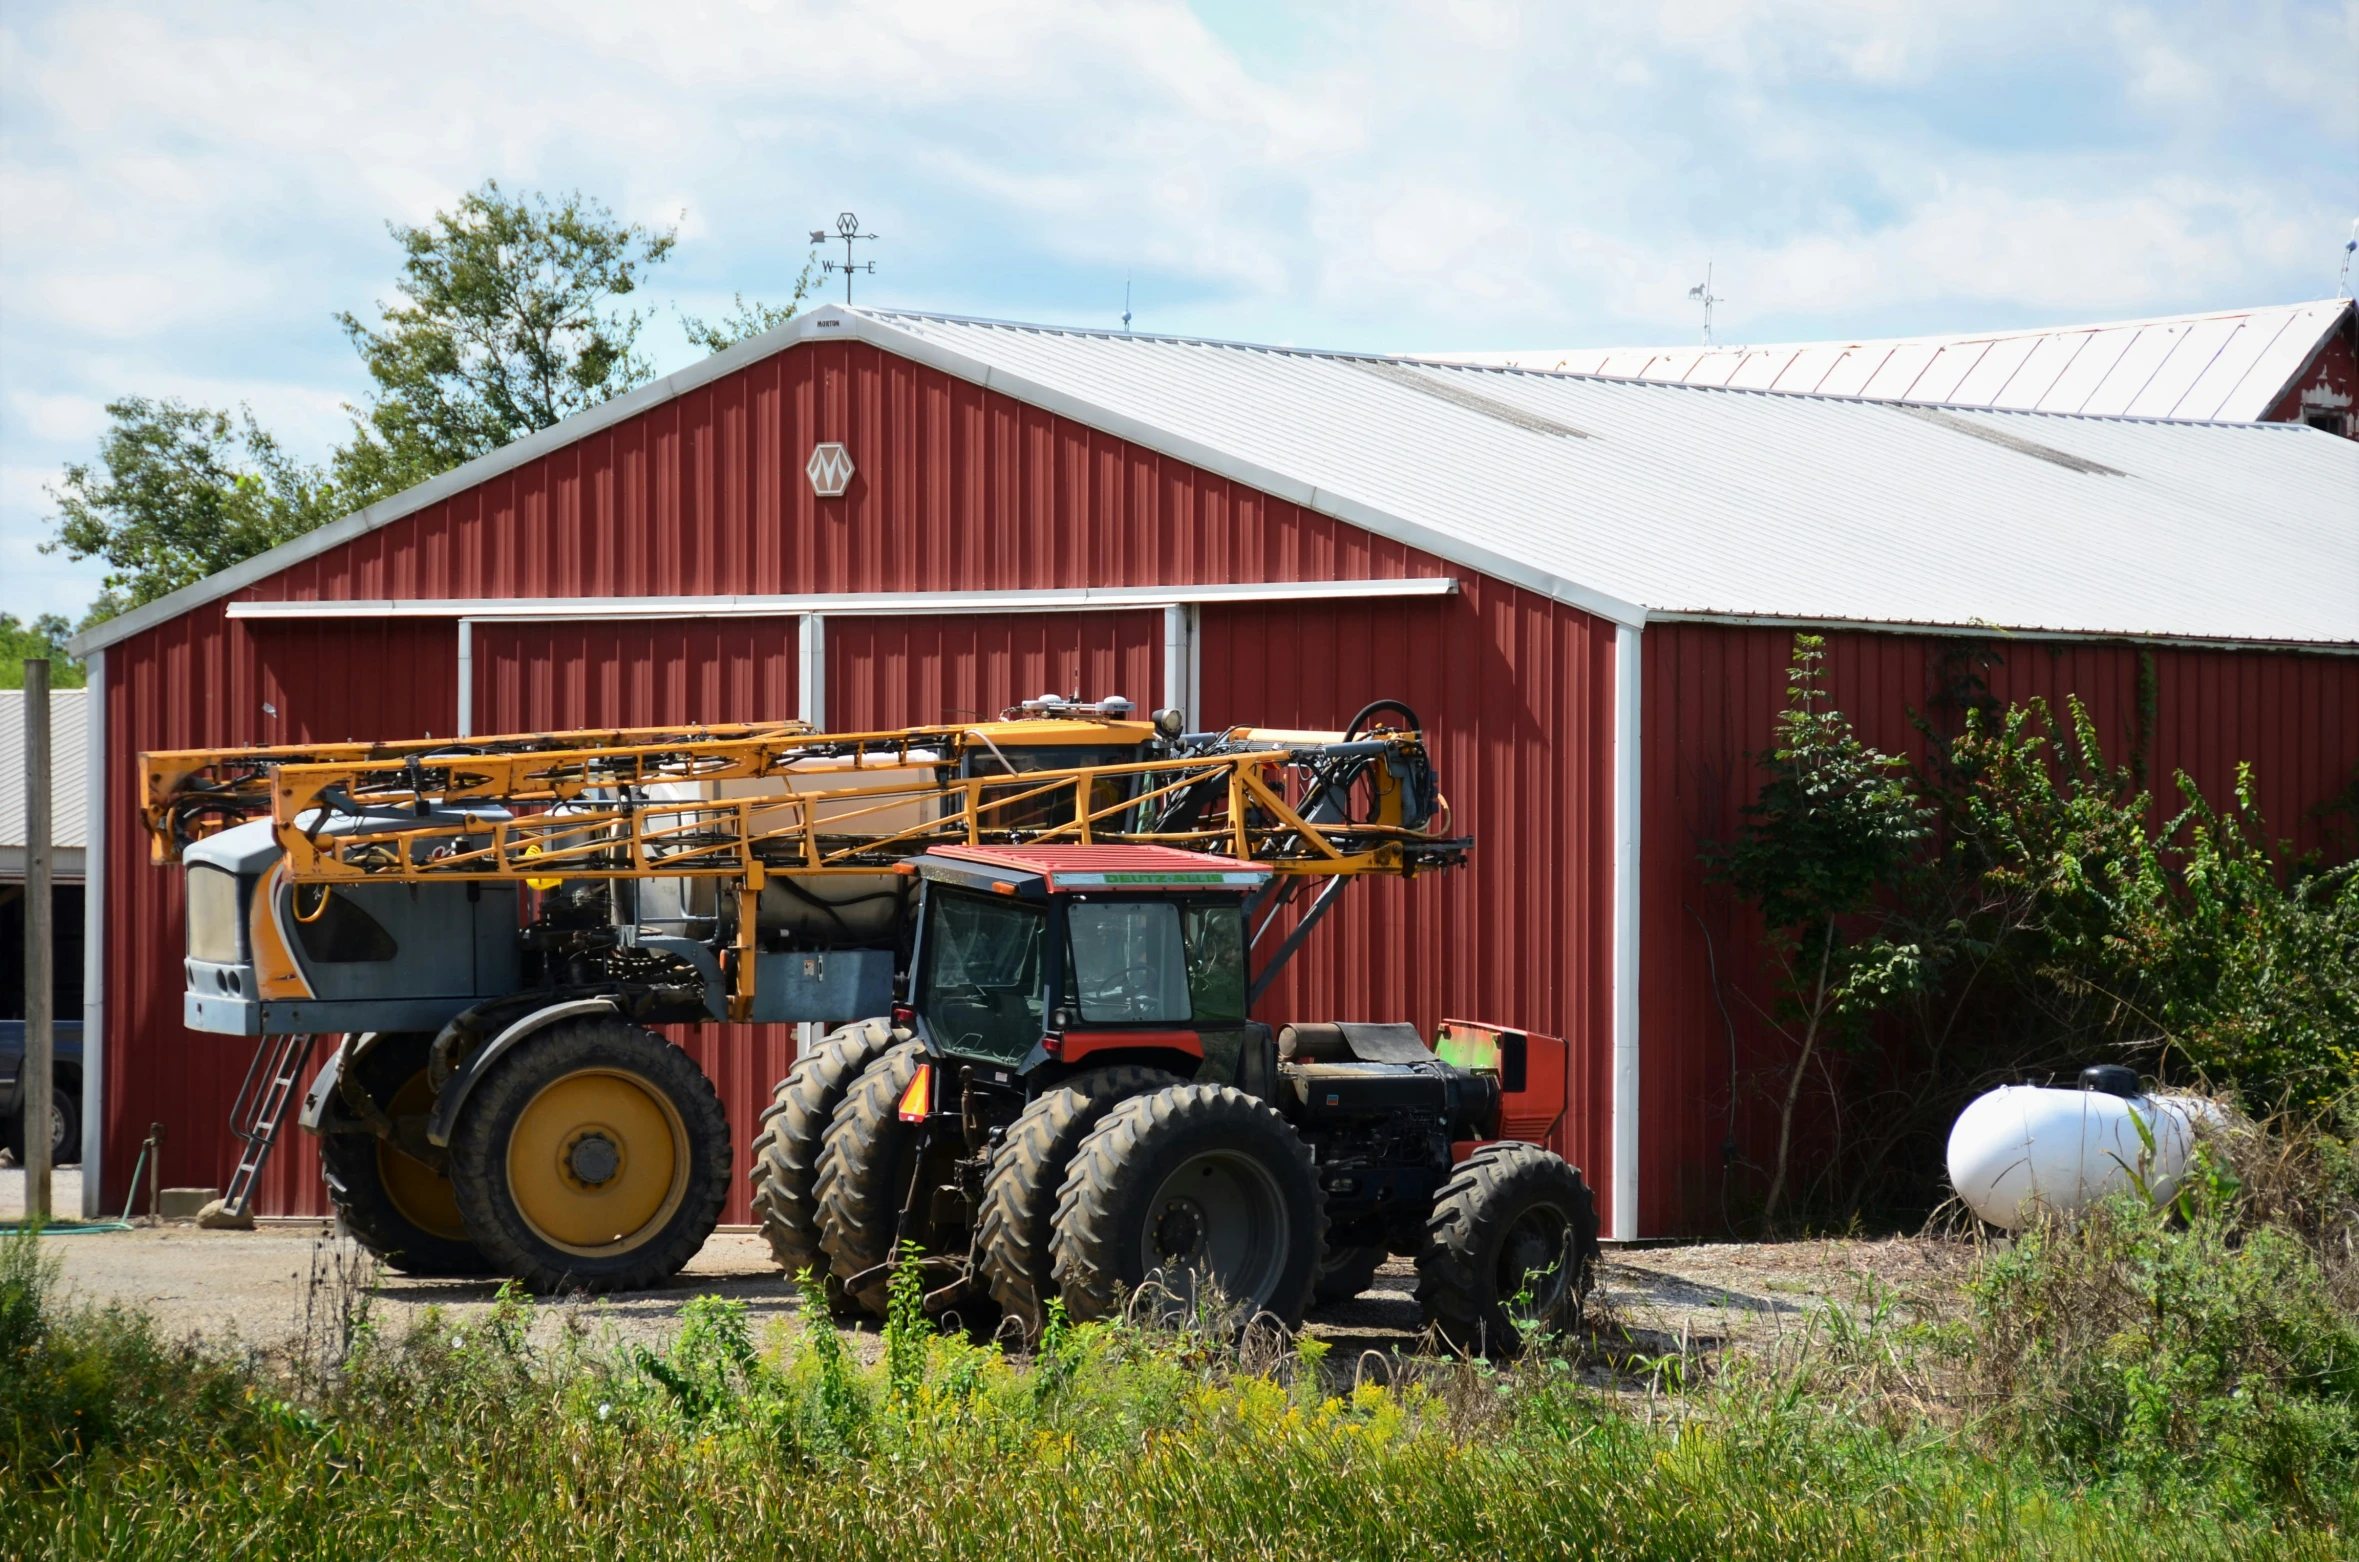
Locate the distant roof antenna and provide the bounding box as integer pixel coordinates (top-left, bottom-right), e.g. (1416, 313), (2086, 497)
(1688, 262), (1724, 346)
(2340, 219), (2358, 300)
(811, 212), (879, 304)
(1123, 273), (1133, 334)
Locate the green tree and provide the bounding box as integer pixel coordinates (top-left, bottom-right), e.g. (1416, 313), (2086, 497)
(40, 399), (342, 623)
(679, 257), (818, 355)
(0, 613), (86, 689)
(1711, 635), (1937, 1227)
(333, 180), (679, 505)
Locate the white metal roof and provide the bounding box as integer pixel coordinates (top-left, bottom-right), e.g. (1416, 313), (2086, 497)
(1, 688), (88, 853)
(70, 305), (2359, 658)
(1428, 299), (2353, 423)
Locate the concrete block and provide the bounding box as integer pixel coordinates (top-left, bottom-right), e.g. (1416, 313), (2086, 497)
(157, 1187), (221, 1220)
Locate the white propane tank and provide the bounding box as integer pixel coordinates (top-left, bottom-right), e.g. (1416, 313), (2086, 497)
(1946, 1076), (2216, 1230)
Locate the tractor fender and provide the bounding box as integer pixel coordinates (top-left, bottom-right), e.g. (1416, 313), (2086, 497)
(424, 998), (619, 1148)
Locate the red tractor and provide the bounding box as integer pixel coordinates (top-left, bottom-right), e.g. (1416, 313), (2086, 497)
(753, 843), (1600, 1352)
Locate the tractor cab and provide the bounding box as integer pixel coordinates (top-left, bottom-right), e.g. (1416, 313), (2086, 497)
(901, 844), (1272, 1087)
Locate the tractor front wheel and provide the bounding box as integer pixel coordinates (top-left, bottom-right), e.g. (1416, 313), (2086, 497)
(1051, 1084), (1324, 1328)
(1415, 1143), (1599, 1356)
(448, 1016), (730, 1294)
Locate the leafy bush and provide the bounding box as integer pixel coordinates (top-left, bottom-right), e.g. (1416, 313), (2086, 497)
(1955, 698), (2359, 1108)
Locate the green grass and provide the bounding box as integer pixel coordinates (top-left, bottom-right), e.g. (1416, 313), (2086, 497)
(1, 1226), (2350, 1561)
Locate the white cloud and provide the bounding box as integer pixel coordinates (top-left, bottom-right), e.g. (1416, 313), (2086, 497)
(1, 0), (2349, 619)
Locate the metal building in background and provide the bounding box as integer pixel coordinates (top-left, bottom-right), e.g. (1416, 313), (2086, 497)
(1435, 298), (2359, 438)
(63, 305), (2359, 1238)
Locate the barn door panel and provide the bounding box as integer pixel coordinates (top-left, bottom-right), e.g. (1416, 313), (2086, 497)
(470, 617), (801, 734)
(823, 610), (1162, 731)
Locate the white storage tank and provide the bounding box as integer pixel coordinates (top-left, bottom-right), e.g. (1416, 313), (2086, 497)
(1946, 1066), (2219, 1230)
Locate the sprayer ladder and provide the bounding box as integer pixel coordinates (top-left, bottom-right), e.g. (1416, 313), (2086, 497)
(218, 1032), (318, 1219)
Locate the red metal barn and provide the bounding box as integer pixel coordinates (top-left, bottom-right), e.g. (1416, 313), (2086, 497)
(66, 307), (2359, 1238)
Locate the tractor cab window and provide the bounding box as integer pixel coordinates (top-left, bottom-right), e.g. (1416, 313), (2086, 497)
(965, 745), (1142, 832)
(920, 891), (1049, 1064)
(1066, 900), (1191, 1023)
(1181, 902), (1247, 1024)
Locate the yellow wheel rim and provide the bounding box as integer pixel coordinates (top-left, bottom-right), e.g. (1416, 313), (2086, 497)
(505, 1068), (689, 1257)
(378, 1068), (471, 1242)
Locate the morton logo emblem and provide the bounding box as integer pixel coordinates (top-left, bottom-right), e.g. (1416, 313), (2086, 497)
(806, 442), (856, 498)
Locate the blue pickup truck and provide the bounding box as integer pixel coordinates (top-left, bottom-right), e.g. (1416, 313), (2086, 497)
(0, 1019), (81, 1166)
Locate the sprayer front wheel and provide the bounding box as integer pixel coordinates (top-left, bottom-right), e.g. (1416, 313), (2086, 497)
(448, 1016), (730, 1294)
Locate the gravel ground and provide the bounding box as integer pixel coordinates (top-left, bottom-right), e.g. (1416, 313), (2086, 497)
(7, 1165), (1969, 1363)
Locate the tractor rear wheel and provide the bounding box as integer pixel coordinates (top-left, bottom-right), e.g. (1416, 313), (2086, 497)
(976, 1065), (1180, 1336)
(749, 1018), (899, 1306)
(448, 1015), (730, 1294)
(1416, 1143), (1599, 1356)
(812, 1040), (930, 1316)
(1311, 1243), (1388, 1307)
(320, 1032), (489, 1277)
(1051, 1083), (1324, 1328)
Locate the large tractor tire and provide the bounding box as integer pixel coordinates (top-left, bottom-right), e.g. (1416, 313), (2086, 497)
(321, 1032), (489, 1277)
(812, 1040), (931, 1317)
(749, 1018), (899, 1305)
(448, 1015), (731, 1294)
(1311, 1244), (1388, 1307)
(1416, 1143), (1600, 1356)
(1051, 1083), (1325, 1328)
(976, 1065), (1181, 1335)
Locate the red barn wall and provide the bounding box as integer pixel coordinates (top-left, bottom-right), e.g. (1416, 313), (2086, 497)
(1640, 623), (2359, 1235)
(94, 337), (1621, 1225)
(2263, 311), (2357, 439)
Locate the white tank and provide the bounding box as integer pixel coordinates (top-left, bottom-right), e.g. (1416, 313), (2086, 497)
(1945, 1083), (2217, 1230)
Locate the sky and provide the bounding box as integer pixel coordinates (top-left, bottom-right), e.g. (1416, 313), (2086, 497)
(2, 0), (2353, 623)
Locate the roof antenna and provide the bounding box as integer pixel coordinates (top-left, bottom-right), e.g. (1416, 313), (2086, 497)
(811, 212), (879, 304)
(1688, 262), (1724, 346)
(1123, 273), (1133, 334)
(2340, 219), (2357, 300)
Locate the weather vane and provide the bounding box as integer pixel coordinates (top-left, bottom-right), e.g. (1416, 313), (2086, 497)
(1688, 262), (1724, 346)
(812, 212), (879, 304)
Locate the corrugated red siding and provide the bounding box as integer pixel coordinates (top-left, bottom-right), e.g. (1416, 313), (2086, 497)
(93, 337), (1622, 1225)
(101, 614), (459, 1217)
(1199, 592), (1619, 1177)
(1640, 623), (2359, 1235)
(824, 611), (1162, 729)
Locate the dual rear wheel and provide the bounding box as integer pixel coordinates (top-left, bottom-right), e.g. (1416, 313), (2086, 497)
(754, 1043), (1328, 1331)
(751, 1041), (1598, 1353)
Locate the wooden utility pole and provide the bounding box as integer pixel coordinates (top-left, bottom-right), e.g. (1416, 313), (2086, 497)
(22, 658), (54, 1222)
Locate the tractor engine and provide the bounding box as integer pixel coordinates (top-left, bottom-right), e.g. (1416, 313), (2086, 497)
(1274, 1022), (1502, 1253)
